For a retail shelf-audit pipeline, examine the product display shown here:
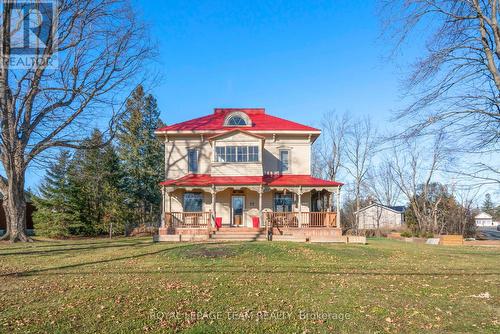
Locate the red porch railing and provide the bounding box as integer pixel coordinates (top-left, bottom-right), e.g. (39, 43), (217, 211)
(165, 212), (211, 228)
(264, 212), (337, 228)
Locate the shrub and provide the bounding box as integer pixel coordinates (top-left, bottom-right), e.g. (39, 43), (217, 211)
(400, 231), (412, 238)
(422, 232), (435, 238)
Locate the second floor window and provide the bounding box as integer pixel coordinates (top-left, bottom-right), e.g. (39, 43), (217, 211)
(279, 149), (290, 173)
(248, 146), (259, 161)
(215, 146), (259, 163)
(188, 149), (198, 172)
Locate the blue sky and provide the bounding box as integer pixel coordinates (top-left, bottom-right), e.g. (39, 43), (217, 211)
(30, 0), (497, 204)
(138, 0), (412, 128)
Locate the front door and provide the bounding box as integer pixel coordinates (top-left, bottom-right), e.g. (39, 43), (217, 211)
(231, 196), (245, 227)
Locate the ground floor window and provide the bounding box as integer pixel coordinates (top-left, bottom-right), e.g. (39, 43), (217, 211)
(183, 192), (203, 212)
(274, 193), (293, 212)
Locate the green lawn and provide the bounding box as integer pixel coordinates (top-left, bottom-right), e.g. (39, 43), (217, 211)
(0, 238), (498, 333)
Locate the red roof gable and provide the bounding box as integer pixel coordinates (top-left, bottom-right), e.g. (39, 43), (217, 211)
(206, 129), (266, 141)
(160, 174), (343, 187)
(156, 108), (320, 132)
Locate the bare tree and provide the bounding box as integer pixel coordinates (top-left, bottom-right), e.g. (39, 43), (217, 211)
(381, 0), (500, 185)
(449, 184), (479, 236)
(389, 133), (450, 233)
(367, 160), (402, 234)
(444, 162), (500, 188)
(344, 117), (377, 231)
(368, 160), (401, 206)
(314, 111), (350, 181)
(0, 0), (155, 242)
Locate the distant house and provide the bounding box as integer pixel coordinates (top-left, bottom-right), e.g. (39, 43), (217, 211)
(355, 203), (406, 230)
(474, 212), (498, 227)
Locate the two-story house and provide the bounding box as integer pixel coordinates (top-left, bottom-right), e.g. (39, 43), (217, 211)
(155, 108), (343, 241)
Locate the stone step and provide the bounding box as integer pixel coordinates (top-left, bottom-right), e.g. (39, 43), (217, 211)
(215, 228), (264, 232)
(210, 230), (268, 241)
(213, 231), (263, 236)
(211, 234), (262, 239)
(210, 238), (267, 242)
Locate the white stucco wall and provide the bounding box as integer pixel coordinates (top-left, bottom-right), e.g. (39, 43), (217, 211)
(163, 132), (313, 180)
(357, 205), (403, 230)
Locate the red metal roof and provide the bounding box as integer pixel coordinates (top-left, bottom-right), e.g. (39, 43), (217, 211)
(160, 174), (343, 187)
(156, 108), (320, 132)
(265, 174), (343, 187)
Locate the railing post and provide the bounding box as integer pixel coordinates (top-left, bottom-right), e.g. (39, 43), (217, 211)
(207, 211), (211, 231)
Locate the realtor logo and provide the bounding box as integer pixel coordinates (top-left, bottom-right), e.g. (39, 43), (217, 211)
(1, 0), (58, 69)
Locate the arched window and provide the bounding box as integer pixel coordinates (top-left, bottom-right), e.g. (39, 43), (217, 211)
(227, 115), (247, 126)
(223, 112), (251, 127)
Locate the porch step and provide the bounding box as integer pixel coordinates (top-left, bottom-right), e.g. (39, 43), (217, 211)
(215, 227), (265, 232)
(210, 229), (267, 241)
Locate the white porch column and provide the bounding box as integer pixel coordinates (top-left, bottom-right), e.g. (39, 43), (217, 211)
(298, 186), (302, 228)
(258, 185), (263, 228)
(211, 185), (216, 228)
(161, 186), (165, 228)
(167, 190), (172, 212)
(164, 190), (172, 228)
(336, 186), (341, 228)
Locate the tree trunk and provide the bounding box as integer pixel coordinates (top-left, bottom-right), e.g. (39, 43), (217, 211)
(1, 172), (31, 242)
(355, 190), (360, 234)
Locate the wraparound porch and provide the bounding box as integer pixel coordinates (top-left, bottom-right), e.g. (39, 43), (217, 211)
(163, 211), (338, 230)
(157, 174), (343, 241)
(160, 184), (340, 228)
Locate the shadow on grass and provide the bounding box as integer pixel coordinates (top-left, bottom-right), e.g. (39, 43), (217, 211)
(3, 250), (500, 279)
(0, 240), (152, 256)
(3, 241), (499, 279)
(0, 243), (193, 278)
(0, 237), (151, 250)
(6, 267), (500, 277)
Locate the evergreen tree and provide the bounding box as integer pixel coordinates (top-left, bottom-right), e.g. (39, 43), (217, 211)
(34, 86), (164, 238)
(482, 194), (494, 215)
(32, 151), (82, 237)
(71, 129), (127, 236)
(117, 85), (163, 229)
(101, 144), (128, 236)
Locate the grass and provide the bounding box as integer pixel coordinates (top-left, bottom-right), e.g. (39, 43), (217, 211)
(0, 238), (499, 333)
